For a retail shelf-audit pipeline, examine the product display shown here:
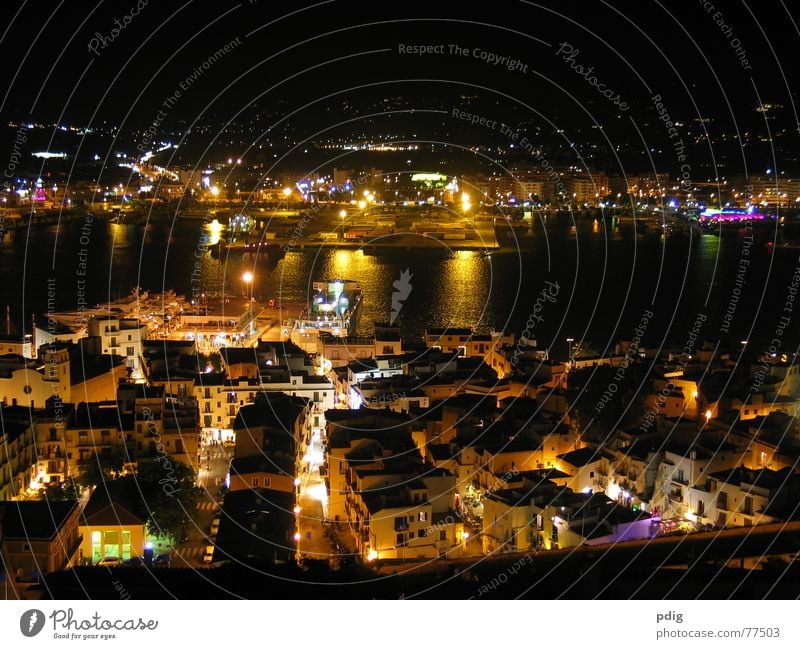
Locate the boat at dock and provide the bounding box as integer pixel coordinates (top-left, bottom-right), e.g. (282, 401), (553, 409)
(294, 279), (363, 337)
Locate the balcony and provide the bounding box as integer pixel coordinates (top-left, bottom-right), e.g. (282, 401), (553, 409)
(668, 491), (683, 503)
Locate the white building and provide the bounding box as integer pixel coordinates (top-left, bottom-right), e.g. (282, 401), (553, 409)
(87, 316), (147, 379)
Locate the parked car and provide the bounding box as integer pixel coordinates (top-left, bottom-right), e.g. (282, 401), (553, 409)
(96, 556), (121, 567)
(202, 546), (215, 564)
(122, 556), (147, 568)
(210, 517), (221, 536)
(153, 553), (171, 568)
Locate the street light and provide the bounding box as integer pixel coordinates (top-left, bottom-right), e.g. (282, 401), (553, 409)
(339, 209), (347, 220)
(242, 271), (253, 297)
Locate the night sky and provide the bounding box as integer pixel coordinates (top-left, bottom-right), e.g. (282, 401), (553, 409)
(1, 1), (798, 179)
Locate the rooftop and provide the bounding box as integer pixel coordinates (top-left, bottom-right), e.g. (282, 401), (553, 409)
(1, 500), (79, 540)
(81, 485), (147, 526)
(557, 446), (613, 468)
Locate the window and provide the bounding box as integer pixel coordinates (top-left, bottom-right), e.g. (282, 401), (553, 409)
(439, 530), (446, 541)
(121, 531), (132, 560)
(589, 471), (594, 479)
(418, 512), (427, 522)
(418, 528), (426, 538)
(126, 347), (134, 356)
(252, 477), (259, 487)
(697, 500), (704, 516)
(91, 531), (101, 563)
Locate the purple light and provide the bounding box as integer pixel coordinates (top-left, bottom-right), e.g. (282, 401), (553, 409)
(699, 209), (766, 222)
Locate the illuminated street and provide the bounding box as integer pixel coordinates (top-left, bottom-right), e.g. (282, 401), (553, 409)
(296, 422), (333, 562)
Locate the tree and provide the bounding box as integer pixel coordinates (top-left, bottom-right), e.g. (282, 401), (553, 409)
(136, 459), (203, 542)
(40, 479), (81, 501)
(77, 452), (124, 490)
(76, 453), (202, 542)
(566, 364), (651, 443)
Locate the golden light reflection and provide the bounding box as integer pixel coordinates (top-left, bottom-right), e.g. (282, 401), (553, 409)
(434, 250), (490, 325)
(334, 249), (352, 272)
(205, 219), (223, 245)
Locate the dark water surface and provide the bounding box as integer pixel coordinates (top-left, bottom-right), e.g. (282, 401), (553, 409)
(3, 216), (798, 355)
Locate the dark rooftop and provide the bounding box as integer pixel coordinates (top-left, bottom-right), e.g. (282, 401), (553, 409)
(1, 500), (79, 540)
(557, 446), (612, 468)
(81, 485), (147, 526)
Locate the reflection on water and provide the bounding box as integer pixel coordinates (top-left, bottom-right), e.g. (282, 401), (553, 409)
(435, 251), (495, 332)
(205, 219), (223, 246)
(1, 217), (791, 347)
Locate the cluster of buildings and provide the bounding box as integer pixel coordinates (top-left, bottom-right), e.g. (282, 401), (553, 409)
(456, 168), (800, 208)
(314, 325), (800, 560)
(3, 302), (800, 587)
(0, 309), (336, 588)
